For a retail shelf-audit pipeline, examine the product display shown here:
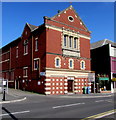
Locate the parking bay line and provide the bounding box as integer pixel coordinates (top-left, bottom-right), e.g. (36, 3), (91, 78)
(53, 102), (85, 109)
(0, 110), (30, 117)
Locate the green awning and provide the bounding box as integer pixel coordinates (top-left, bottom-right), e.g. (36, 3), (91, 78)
(98, 77), (109, 80)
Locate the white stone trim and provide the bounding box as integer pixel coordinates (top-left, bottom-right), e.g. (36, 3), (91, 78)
(0, 59), (10, 63)
(80, 60), (86, 70)
(45, 91), (51, 95)
(74, 83), (78, 85)
(45, 24), (91, 40)
(55, 57), (61, 68)
(34, 58), (40, 60)
(45, 87), (51, 90)
(68, 16), (74, 22)
(64, 83), (68, 85)
(68, 58), (74, 69)
(64, 87), (68, 89)
(45, 79), (51, 82)
(45, 83), (51, 86)
(64, 79), (67, 81)
(64, 91), (68, 93)
(45, 68), (93, 79)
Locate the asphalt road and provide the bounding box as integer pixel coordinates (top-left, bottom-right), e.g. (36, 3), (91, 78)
(2, 94), (115, 120)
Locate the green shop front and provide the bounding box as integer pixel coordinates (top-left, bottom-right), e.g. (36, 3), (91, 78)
(96, 74), (110, 92)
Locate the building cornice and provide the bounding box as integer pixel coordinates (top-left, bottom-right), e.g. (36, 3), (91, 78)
(45, 67), (92, 73)
(45, 24), (91, 40)
(46, 52), (91, 60)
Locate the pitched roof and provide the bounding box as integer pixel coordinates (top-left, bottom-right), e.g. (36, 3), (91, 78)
(27, 23), (38, 31)
(91, 39), (116, 50)
(50, 5), (89, 32)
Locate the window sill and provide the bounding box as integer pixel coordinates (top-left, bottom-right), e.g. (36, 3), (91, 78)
(24, 53), (28, 56)
(23, 76), (28, 78)
(35, 49), (38, 52)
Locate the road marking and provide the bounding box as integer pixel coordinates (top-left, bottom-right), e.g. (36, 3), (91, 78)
(53, 102), (85, 109)
(95, 100), (104, 102)
(95, 99), (113, 103)
(81, 109), (116, 120)
(0, 110), (30, 117)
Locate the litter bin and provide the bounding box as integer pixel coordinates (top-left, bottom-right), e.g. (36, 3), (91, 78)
(86, 87), (90, 94)
(83, 87), (86, 94)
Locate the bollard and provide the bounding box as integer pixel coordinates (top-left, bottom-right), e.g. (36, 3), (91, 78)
(2, 89), (5, 101)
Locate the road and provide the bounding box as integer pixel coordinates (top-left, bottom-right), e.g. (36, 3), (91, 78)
(2, 93), (115, 119)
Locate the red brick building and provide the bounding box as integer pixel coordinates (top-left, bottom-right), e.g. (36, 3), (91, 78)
(0, 5), (95, 95)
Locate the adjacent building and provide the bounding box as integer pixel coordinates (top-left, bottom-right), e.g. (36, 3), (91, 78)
(91, 39), (116, 93)
(0, 5), (95, 95)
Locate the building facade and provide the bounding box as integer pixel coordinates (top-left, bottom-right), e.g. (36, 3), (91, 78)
(91, 39), (116, 93)
(1, 5), (95, 95)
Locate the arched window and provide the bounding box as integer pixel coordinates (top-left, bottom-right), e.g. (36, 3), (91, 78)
(55, 57), (61, 68)
(80, 60), (85, 70)
(69, 59), (74, 69)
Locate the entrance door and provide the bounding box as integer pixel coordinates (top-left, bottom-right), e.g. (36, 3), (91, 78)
(68, 80), (73, 92)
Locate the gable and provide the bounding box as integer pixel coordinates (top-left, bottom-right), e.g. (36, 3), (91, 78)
(51, 5), (89, 32)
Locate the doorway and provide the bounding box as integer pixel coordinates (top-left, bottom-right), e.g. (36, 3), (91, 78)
(68, 80), (73, 92)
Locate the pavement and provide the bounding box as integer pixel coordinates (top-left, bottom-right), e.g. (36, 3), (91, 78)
(0, 88), (114, 104)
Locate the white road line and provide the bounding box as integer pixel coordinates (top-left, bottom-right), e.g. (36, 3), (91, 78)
(95, 100), (104, 102)
(0, 110), (30, 117)
(53, 102), (85, 109)
(95, 99), (113, 103)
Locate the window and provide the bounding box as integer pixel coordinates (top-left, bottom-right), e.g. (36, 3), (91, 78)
(80, 60), (85, 70)
(68, 16), (74, 22)
(24, 44), (28, 55)
(34, 58), (40, 70)
(55, 57), (61, 68)
(64, 35), (67, 47)
(23, 67), (28, 77)
(69, 36), (73, 48)
(35, 38), (38, 51)
(69, 59), (74, 69)
(16, 46), (18, 58)
(74, 38), (77, 49)
(24, 40), (28, 55)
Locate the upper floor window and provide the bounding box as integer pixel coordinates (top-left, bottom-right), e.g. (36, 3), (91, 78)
(34, 58), (40, 70)
(16, 46), (18, 58)
(23, 67), (28, 77)
(24, 40), (28, 55)
(55, 57), (61, 68)
(69, 36), (73, 48)
(64, 35), (67, 47)
(35, 37), (38, 51)
(68, 16), (74, 22)
(69, 59), (74, 69)
(80, 60), (85, 70)
(74, 38), (78, 49)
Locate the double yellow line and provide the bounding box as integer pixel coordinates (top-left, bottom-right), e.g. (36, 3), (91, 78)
(81, 109), (116, 120)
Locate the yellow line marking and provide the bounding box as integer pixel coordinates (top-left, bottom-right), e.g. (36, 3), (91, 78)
(81, 109), (116, 120)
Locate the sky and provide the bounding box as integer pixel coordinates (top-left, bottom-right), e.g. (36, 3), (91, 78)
(2, 2), (114, 47)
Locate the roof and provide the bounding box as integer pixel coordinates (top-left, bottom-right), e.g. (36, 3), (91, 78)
(1, 37), (21, 50)
(50, 5), (90, 32)
(27, 23), (38, 31)
(91, 39), (116, 50)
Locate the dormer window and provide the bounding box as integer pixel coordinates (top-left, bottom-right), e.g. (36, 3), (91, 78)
(68, 16), (74, 22)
